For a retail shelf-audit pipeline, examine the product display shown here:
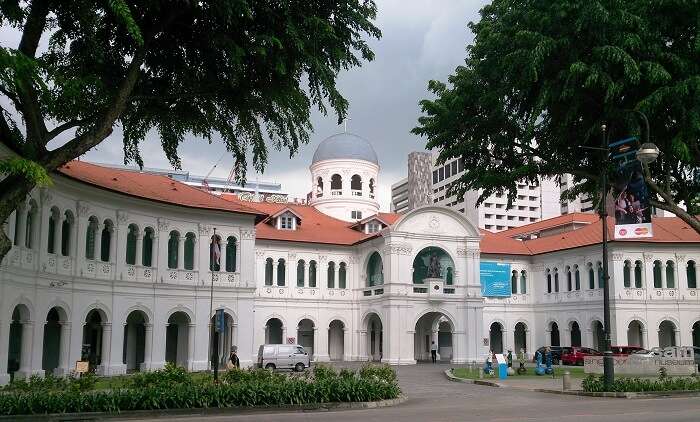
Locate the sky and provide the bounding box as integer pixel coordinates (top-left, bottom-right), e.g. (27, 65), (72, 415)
(3, 0), (488, 211)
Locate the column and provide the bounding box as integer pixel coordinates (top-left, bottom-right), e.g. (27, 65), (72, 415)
(661, 262), (667, 288)
(187, 323), (196, 371)
(95, 225), (103, 262)
(135, 233), (143, 266)
(98, 323), (112, 375)
(674, 329), (681, 347)
(359, 330), (368, 361)
(219, 240), (226, 272)
(109, 227), (117, 262)
(57, 322), (72, 376)
(192, 238), (199, 270)
(0, 319), (10, 385)
(30, 318), (46, 377)
(53, 214), (63, 255)
(141, 323), (152, 371)
(342, 327), (350, 362)
(177, 237), (185, 270)
(544, 328), (551, 347)
(17, 321), (35, 378)
(315, 326), (329, 362)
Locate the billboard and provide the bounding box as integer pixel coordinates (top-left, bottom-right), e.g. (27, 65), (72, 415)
(610, 137), (653, 239)
(480, 261), (511, 297)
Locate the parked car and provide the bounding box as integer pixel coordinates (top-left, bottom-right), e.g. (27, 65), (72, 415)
(257, 344), (310, 372)
(561, 347), (602, 366)
(532, 346), (568, 365)
(610, 345), (645, 356)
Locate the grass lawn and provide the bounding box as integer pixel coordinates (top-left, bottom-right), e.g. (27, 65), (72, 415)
(452, 365), (587, 380)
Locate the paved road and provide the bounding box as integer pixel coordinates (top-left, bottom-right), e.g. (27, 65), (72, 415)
(126, 364), (700, 422)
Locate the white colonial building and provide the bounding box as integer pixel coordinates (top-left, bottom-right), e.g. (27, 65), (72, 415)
(1, 133), (699, 384)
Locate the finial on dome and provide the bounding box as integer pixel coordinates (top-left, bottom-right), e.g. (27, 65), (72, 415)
(343, 117), (352, 133)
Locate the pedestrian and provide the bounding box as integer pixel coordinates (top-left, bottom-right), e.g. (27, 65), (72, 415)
(431, 341), (438, 363)
(228, 346), (240, 369)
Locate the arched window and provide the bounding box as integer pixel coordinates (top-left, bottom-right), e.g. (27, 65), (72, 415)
(653, 260), (662, 288)
(126, 224), (138, 265)
(168, 231), (179, 269)
(520, 270), (527, 294)
(297, 260), (305, 287)
(316, 177), (324, 197)
(85, 216), (99, 259)
(330, 174), (342, 190)
(184, 233), (196, 270)
(265, 258), (273, 285)
(327, 261), (336, 288)
(351, 174), (362, 194)
(277, 259), (286, 286)
(226, 236), (237, 272)
(574, 265), (581, 290)
(309, 260), (317, 287)
(47, 207), (59, 254)
(597, 262), (604, 288)
(142, 228), (154, 267)
(61, 211), (73, 256)
(687, 260), (697, 289)
(546, 269), (552, 293)
(339, 262), (347, 289)
(566, 266), (572, 291)
(666, 260), (675, 288)
(554, 268), (559, 292)
(623, 260), (631, 288)
(25, 202), (37, 249)
(367, 251), (383, 286)
(588, 263), (595, 289)
(511, 270), (518, 294)
(634, 260), (643, 288)
(100, 220), (113, 262)
(209, 234), (220, 271)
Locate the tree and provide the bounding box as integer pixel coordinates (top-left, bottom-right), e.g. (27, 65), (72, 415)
(0, 0), (381, 260)
(413, 0), (700, 234)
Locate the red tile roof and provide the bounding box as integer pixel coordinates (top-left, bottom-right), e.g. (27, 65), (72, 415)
(58, 161), (263, 216)
(498, 213), (600, 238)
(480, 230), (533, 255)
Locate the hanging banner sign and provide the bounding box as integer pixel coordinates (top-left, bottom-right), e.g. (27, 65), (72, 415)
(610, 137), (653, 239)
(480, 261), (511, 297)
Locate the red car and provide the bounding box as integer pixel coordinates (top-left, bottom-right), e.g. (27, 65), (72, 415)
(561, 347), (601, 366)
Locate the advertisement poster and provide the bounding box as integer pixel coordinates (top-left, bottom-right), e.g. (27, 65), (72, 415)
(480, 261), (511, 297)
(610, 137), (653, 239)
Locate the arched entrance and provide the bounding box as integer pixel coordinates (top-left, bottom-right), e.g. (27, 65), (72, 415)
(82, 309), (107, 372)
(328, 320), (345, 361)
(297, 319), (315, 358)
(570, 321), (582, 347)
(592, 321), (604, 350)
(658, 320), (677, 348)
(42, 307), (68, 375)
(209, 311), (236, 368)
(627, 320), (644, 348)
(123, 311), (148, 372)
(365, 313), (383, 361)
(549, 322), (560, 347)
(514, 322), (527, 353)
(265, 318), (284, 344)
(489, 322), (504, 354)
(414, 312), (454, 362)
(165, 312), (190, 367)
(7, 304), (31, 378)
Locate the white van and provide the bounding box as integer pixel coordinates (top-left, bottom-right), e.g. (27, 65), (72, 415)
(257, 344), (310, 371)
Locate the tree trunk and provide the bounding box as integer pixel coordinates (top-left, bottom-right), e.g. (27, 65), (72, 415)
(0, 174), (37, 263)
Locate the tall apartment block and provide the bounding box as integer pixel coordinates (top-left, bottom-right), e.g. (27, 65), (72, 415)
(391, 151), (561, 232)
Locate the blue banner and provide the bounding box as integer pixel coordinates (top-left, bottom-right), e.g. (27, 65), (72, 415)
(480, 261), (511, 297)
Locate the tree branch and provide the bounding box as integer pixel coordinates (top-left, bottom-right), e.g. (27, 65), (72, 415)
(644, 169), (700, 235)
(46, 119), (86, 141)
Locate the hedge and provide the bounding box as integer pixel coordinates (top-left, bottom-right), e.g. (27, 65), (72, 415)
(582, 374), (700, 393)
(0, 364), (401, 416)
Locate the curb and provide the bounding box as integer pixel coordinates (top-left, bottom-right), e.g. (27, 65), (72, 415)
(444, 369), (502, 388)
(0, 395), (408, 421)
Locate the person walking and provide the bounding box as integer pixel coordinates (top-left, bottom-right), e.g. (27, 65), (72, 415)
(228, 346), (240, 369)
(431, 341), (438, 363)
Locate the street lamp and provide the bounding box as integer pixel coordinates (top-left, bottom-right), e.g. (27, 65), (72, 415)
(636, 143), (660, 164)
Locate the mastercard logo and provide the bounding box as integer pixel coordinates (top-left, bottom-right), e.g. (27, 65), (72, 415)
(634, 227), (649, 235)
(618, 229), (627, 236)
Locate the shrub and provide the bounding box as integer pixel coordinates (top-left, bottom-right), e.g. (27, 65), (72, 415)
(128, 363), (192, 389)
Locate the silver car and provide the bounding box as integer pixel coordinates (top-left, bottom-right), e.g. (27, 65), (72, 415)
(257, 344), (310, 371)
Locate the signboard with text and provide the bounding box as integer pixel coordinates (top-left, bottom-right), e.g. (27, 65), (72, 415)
(610, 137), (653, 239)
(480, 261), (511, 297)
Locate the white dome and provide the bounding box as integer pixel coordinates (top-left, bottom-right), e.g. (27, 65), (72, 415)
(312, 133), (379, 165)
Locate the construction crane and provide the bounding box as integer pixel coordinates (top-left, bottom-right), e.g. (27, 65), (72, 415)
(201, 152), (226, 193)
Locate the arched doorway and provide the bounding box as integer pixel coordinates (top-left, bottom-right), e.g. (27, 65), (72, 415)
(123, 311), (147, 372)
(627, 320), (644, 348)
(328, 320), (345, 361)
(592, 321), (605, 350)
(7, 304), (31, 378)
(209, 311), (235, 368)
(658, 320), (677, 348)
(489, 322), (504, 354)
(265, 318), (283, 344)
(549, 322), (560, 347)
(297, 319), (315, 358)
(365, 313), (383, 361)
(165, 312), (190, 367)
(514, 322), (527, 353)
(42, 307), (67, 375)
(570, 321), (582, 347)
(414, 312), (453, 362)
(82, 309), (107, 372)
(412, 247), (455, 285)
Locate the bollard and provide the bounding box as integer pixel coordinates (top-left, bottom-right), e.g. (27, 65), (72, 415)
(562, 371), (571, 391)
